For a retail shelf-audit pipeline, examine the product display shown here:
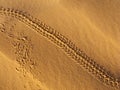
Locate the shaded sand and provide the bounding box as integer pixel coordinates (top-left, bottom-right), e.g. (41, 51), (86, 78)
(0, 51), (48, 90)
(0, 0), (120, 90)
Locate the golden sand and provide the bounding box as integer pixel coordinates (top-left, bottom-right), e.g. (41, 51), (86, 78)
(0, 0), (120, 90)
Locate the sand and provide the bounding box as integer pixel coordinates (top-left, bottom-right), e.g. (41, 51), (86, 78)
(0, 0), (120, 90)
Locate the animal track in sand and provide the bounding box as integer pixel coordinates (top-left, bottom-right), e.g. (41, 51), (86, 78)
(0, 15), (34, 68)
(0, 7), (120, 89)
(12, 32), (33, 66)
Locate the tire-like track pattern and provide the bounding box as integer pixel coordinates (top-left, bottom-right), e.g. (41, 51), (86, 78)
(0, 7), (119, 89)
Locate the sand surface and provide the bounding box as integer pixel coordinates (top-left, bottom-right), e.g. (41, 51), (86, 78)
(0, 0), (120, 90)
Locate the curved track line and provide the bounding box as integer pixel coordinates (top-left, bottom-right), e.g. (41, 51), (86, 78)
(0, 7), (119, 89)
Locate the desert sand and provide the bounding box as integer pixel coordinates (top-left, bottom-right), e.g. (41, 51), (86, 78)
(0, 0), (120, 90)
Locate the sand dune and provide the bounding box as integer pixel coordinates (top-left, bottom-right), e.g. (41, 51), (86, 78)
(0, 51), (48, 90)
(0, 0), (120, 90)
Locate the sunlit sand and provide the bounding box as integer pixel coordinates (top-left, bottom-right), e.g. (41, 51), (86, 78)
(0, 0), (120, 90)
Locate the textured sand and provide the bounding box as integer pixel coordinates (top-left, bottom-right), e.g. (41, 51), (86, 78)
(0, 0), (120, 90)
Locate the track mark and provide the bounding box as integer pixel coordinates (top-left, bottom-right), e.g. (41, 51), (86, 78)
(13, 32), (33, 66)
(0, 7), (119, 89)
(0, 15), (34, 68)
